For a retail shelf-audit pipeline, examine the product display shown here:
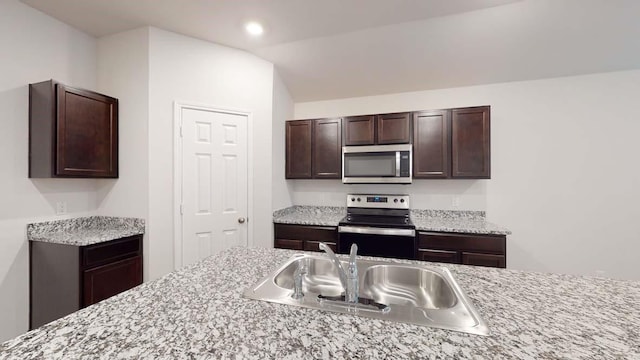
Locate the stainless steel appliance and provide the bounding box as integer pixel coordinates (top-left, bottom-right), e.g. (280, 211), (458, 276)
(342, 144), (412, 184)
(338, 194), (416, 259)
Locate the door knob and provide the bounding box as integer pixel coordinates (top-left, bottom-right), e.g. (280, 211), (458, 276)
(238, 217), (246, 224)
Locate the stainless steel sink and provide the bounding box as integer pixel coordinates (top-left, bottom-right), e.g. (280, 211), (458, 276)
(243, 254), (489, 336)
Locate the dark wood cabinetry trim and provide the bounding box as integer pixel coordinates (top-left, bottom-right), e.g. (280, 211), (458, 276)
(288, 105), (490, 181)
(451, 106), (490, 178)
(273, 224), (507, 269)
(417, 231), (506, 268)
(274, 224), (338, 253)
(285, 120), (313, 179)
(343, 115), (376, 145)
(462, 252), (506, 268)
(30, 235), (143, 330)
(412, 110), (450, 178)
(377, 112), (411, 144)
(312, 118), (342, 179)
(29, 80), (119, 178)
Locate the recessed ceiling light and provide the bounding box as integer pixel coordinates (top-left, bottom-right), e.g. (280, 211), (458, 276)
(245, 22), (264, 36)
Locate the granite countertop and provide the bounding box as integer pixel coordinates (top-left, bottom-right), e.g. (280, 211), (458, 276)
(273, 206), (511, 235)
(27, 216), (145, 246)
(2, 247), (638, 359)
(411, 209), (511, 235)
(273, 206), (346, 227)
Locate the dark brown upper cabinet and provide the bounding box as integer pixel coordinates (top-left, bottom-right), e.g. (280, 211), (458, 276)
(343, 113), (411, 146)
(343, 115), (375, 145)
(312, 118), (342, 179)
(286, 118), (342, 179)
(377, 112), (411, 144)
(413, 110), (450, 178)
(29, 80), (118, 178)
(451, 106), (490, 178)
(285, 120), (313, 179)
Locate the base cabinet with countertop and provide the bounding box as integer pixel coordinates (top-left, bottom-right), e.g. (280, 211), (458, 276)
(417, 231), (506, 268)
(30, 235), (143, 329)
(274, 223), (338, 252)
(2, 246), (637, 359)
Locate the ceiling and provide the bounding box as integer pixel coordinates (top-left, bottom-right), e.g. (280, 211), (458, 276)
(22, 0), (640, 102)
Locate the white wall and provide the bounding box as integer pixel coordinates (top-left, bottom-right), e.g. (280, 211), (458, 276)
(294, 70), (640, 281)
(147, 28), (275, 280)
(0, 0), (97, 342)
(96, 28), (150, 278)
(272, 70), (294, 212)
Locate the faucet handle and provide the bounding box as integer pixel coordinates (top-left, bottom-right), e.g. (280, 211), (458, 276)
(348, 243), (358, 265)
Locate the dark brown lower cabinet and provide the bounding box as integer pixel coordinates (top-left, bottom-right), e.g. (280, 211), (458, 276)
(274, 224), (337, 253)
(83, 256), (142, 306)
(418, 231), (506, 268)
(30, 235), (143, 329)
(461, 252), (506, 268)
(417, 249), (459, 264)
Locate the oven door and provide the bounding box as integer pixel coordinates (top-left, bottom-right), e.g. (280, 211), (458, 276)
(338, 226), (416, 260)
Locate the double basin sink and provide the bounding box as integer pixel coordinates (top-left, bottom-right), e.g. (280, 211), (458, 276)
(243, 253), (489, 336)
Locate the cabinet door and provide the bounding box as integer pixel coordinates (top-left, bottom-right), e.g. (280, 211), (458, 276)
(274, 239), (304, 250)
(343, 115), (375, 145)
(413, 110), (450, 178)
(377, 112), (411, 144)
(83, 255), (142, 306)
(285, 120), (313, 179)
(451, 106), (490, 178)
(313, 118), (342, 178)
(417, 249), (459, 264)
(56, 84), (118, 178)
(462, 252), (505, 268)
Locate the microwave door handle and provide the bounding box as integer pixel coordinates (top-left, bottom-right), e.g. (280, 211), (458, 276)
(395, 152), (401, 177)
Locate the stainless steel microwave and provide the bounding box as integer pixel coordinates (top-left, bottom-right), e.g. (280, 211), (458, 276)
(342, 144), (412, 184)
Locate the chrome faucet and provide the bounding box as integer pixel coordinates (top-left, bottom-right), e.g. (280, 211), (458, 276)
(318, 242), (359, 304)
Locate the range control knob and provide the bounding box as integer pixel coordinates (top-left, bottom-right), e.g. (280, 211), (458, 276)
(400, 199), (405, 203)
(351, 197), (356, 202)
(393, 198), (399, 203)
(357, 197), (361, 202)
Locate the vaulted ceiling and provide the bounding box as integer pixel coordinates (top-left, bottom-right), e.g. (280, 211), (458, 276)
(22, 0), (640, 101)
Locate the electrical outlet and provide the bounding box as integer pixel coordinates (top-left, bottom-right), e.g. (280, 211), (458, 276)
(452, 196), (460, 209)
(55, 201), (67, 215)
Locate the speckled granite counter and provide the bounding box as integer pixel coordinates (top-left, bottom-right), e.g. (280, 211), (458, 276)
(2, 247), (638, 359)
(411, 210), (511, 235)
(273, 206), (510, 235)
(273, 206), (345, 227)
(27, 216), (145, 246)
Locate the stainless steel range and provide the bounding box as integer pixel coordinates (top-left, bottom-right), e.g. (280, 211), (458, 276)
(338, 194), (416, 259)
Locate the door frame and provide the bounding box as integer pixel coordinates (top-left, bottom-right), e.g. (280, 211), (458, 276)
(173, 101), (254, 270)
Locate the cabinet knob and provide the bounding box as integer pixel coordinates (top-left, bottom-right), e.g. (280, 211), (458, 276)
(238, 217), (246, 224)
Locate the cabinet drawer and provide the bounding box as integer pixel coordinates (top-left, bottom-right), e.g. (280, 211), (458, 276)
(83, 255), (142, 306)
(304, 241), (336, 253)
(82, 235), (142, 269)
(274, 239), (304, 250)
(418, 232), (505, 254)
(274, 224), (338, 243)
(462, 252), (506, 268)
(417, 249), (459, 264)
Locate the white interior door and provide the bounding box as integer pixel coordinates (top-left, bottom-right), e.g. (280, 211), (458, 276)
(179, 106), (248, 268)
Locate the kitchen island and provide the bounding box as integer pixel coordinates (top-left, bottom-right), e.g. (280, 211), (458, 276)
(1, 247), (638, 359)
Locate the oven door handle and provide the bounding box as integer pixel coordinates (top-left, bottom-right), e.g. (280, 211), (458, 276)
(338, 226), (415, 237)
